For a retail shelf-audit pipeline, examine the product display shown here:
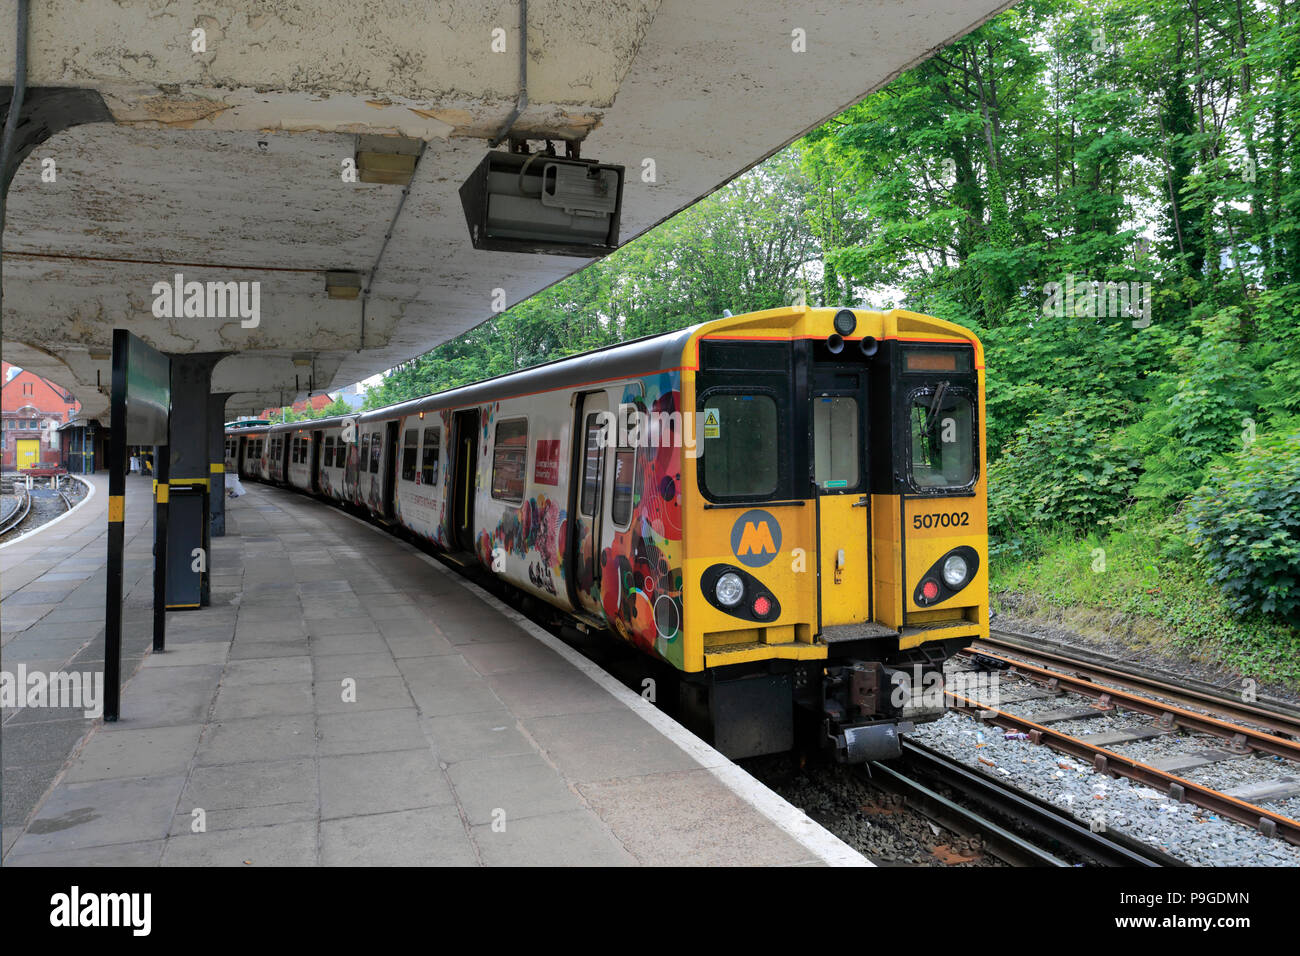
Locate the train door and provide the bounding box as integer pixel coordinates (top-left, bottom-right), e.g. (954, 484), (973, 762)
(813, 366), (872, 627)
(450, 408), (479, 552)
(569, 391), (610, 615)
(381, 421), (400, 519)
(310, 429), (323, 493)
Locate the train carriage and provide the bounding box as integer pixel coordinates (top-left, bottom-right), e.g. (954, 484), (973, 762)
(231, 306), (987, 762)
(223, 422), (270, 482)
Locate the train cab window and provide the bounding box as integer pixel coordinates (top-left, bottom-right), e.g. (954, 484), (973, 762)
(401, 429), (418, 482)
(814, 396), (859, 490)
(421, 428), (440, 486)
(369, 431), (382, 474)
(907, 385), (976, 492)
(700, 393), (779, 498)
(491, 419), (528, 504)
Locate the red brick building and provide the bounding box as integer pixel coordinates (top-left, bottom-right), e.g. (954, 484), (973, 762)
(2, 362), (81, 471)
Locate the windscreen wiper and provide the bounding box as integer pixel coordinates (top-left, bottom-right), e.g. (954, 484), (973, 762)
(925, 381), (949, 432)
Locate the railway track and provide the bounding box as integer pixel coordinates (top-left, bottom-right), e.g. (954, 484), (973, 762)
(860, 740), (1184, 867)
(976, 629), (1300, 739)
(0, 487), (32, 536)
(945, 637), (1300, 848)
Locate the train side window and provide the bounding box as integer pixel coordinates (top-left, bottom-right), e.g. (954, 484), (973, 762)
(579, 414), (604, 517)
(369, 431), (382, 474)
(814, 396), (859, 490)
(421, 427), (440, 485)
(907, 386), (976, 492)
(491, 418), (528, 504)
(360, 433), (371, 472)
(323, 435), (334, 467)
(401, 429), (418, 482)
(700, 393), (779, 499)
(610, 445), (637, 527)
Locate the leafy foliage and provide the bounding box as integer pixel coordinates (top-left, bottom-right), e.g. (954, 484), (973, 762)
(1186, 427), (1300, 620)
(988, 395), (1139, 554)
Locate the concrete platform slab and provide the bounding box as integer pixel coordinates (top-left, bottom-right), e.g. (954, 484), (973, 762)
(320, 806), (476, 867)
(160, 821), (318, 867)
(318, 748), (455, 819)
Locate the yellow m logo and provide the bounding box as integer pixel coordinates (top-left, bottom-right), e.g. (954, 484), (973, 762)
(737, 521), (777, 556)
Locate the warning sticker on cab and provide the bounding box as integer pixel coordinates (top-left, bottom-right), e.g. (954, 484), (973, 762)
(703, 407), (721, 439)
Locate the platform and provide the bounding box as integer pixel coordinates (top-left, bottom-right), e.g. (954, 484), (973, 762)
(1, 478), (865, 866)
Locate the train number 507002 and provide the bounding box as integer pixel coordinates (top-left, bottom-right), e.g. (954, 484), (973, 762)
(913, 512), (970, 529)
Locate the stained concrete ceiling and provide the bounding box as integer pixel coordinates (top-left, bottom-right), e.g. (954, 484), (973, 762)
(1, 0), (1013, 420)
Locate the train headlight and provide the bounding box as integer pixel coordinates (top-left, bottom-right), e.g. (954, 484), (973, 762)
(715, 572), (745, 607)
(942, 554), (969, 588)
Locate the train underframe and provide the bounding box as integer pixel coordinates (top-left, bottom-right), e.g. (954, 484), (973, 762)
(678, 636), (971, 764)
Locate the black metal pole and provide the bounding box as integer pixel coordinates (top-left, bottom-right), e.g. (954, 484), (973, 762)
(153, 444), (169, 652)
(104, 330), (128, 722)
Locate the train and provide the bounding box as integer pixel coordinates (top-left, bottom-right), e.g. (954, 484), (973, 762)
(225, 306), (988, 762)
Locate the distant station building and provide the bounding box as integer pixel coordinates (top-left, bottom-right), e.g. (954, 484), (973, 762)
(57, 418), (106, 475)
(1, 362), (81, 472)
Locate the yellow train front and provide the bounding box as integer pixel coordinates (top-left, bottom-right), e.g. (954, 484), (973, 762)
(676, 306), (988, 762)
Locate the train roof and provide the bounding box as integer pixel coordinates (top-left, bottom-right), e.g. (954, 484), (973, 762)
(237, 323), (705, 438)
(231, 308), (983, 437)
(347, 322), (703, 426)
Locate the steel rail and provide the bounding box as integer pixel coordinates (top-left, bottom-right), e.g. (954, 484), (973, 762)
(857, 761), (1070, 867)
(966, 647), (1300, 762)
(0, 487), (31, 535)
(895, 739), (1183, 867)
(946, 690), (1300, 847)
(978, 630), (1300, 738)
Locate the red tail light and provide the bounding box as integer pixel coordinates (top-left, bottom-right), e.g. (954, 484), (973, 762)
(751, 595), (772, 617)
(921, 579), (940, 602)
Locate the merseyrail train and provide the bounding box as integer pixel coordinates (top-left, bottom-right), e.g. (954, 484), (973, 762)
(225, 307), (988, 762)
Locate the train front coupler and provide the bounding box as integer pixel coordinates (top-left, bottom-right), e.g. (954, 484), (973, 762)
(821, 660), (945, 763)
